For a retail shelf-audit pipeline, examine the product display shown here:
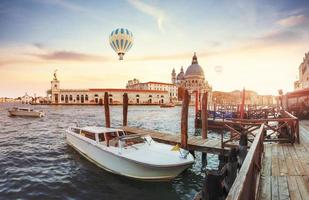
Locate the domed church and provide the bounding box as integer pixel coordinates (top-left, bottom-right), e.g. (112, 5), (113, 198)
(171, 53), (212, 102)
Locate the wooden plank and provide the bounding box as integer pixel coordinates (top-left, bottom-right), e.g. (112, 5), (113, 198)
(282, 144), (297, 176)
(278, 176), (290, 200)
(295, 176), (309, 199)
(272, 145), (280, 176)
(258, 176), (271, 200)
(272, 176), (279, 200)
(288, 145), (305, 176)
(277, 145), (288, 176)
(294, 145), (309, 175)
(287, 176), (302, 200)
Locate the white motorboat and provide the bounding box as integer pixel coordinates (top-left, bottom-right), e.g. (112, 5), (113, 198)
(66, 126), (194, 181)
(8, 107), (45, 117)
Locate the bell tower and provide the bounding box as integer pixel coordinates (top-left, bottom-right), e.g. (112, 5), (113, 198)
(171, 68), (176, 84)
(51, 70), (60, 104)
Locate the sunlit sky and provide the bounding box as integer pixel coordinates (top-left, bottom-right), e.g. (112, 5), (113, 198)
(1, 0), (309, 97)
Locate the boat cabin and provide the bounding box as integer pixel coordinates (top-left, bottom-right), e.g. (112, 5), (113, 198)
(70, 126), (147, 147)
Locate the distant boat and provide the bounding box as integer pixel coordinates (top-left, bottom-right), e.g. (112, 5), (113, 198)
(66, 126), (194, 181)
(160, 103), (175, 108)
(8, 107), (45, 118)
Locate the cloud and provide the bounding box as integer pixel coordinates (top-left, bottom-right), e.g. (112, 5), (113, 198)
(35, 0), (87, 12)
(277, 14), (308, 27)
(256, 30), (301, 44)
(31, 50), (109, 62)
(127, 0), (166, 32)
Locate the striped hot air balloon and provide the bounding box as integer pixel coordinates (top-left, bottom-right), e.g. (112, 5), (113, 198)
(109, 28), (134, 60)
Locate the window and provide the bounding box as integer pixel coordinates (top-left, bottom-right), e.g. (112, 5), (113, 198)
(76, 95), (80, 101)
(69, 95), (73, 101)
(61, 95), (64, 101)
(85, 95), (89, 101)
(136, 94), (140, 97)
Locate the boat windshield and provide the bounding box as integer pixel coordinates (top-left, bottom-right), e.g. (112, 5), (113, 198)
(119, 135), (146, 147)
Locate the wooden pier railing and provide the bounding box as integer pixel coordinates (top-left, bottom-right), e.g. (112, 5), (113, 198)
(225, 110), (300, 144)
(226, 124), (265, 200)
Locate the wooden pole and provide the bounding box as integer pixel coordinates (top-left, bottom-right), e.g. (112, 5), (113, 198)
(240, 88), (246, 119)
(202, 92), (208, 139)
(181, 90), (190, 149)
(123, 93), (128, 127)
(195, 90), (199, 116)
(104, 92), (110, 128)
(195, 90), (199, 128)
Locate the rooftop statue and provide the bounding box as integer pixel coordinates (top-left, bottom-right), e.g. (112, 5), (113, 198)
(53, 69), (58, 80)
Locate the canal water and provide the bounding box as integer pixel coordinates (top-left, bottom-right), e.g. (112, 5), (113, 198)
(0, 103), (223, 200)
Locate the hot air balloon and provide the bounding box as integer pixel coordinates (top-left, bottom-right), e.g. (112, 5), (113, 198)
(109, 28), (134, 60)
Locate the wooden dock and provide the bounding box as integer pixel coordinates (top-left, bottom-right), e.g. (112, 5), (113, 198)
(123, 126), (230, 155)
(257, 121), (309, 200)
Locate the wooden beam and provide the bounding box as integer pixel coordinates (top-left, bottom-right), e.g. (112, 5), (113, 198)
(202, 92), (208, 139)
(181, 90), (190, 149)
(104, 92), (110, 128)
(123, 93), (128, 126)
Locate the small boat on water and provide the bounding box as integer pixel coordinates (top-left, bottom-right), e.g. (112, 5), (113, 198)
(66, 126), (194, 181)
(160, 103), (175, 108)
(8, 107), (45, 117)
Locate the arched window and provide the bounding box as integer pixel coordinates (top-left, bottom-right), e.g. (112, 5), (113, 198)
(61, 95), (64, 101)
(65, 95), (68, 103)
(109, 94), (113, 97)
(149, 95), (152, 98)
(136, 94), (140, 97)
(76, 95), (80, 101)
(54, 84), (57, 89)
(85, 94), (88, 101)
(69, 95), (73, 101)
(161, 95), (164, 98)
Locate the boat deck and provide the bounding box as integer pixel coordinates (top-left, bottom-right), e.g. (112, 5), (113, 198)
(122, 126), (230, 154)
(258, 121), (309, 200)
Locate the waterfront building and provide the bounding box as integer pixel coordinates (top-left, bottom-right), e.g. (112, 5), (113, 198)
(172, 53), (213, 104)
(48, 72), (169, 105)
(294, 52), (309, 90)
(126, 79), (178, 102)
(21, 93), (32, 104)
(212, 90), (276, 106)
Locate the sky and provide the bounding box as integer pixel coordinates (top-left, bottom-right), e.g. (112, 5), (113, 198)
(1, 0), (309, 97)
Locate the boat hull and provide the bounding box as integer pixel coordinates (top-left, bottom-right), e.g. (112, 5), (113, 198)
(8, 110), (44, 117)
(66, 132), (191, 181)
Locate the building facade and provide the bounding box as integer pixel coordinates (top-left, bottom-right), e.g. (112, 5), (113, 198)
(48, 73), (169, 105)
(294, 52), (309, 90)
(212, 90), (276, 106)
(126, 79), (178, 102)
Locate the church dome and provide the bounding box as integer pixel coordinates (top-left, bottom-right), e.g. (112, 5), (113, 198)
(185, 53), (204, 79)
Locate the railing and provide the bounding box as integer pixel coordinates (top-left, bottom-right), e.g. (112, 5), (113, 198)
(221, 121), (261, 148)
(225, 124), (264, 200)
(224, 110), (300, 144)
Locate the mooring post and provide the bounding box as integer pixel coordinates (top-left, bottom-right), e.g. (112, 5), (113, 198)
(202, 92), (208, 139)
(223, 148), (238, 194)
(123, 93), (128, 126)
(202, 170), (225, 200)
(213, 102), (216, 120)
(181, 90), (190, 149)
(194, 90), (200, 128)
(240, 88), (245, 119)
(238, 133), (248, 167)
(104, 92), (111, 128)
